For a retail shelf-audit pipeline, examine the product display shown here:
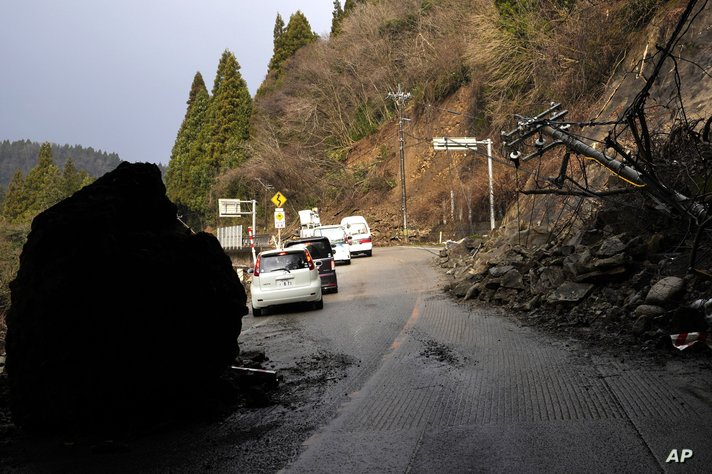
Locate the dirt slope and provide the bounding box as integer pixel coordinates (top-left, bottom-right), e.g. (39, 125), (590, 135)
(324, 2), (712, 248)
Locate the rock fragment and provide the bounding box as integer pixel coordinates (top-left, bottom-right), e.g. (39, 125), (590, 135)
(645, 277), (685, 305)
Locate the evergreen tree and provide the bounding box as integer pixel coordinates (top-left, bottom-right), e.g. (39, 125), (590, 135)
(23, 142), (63, 218)
(331, 1), (345, 37)
(166, 74), (208, 196)
(267, 11), (318, 75)
(207, 50), (252, 166)
(273, 13), (285, 49)
(1, 170), (28, 223)
(166, 52), (252, 229)
(1, 139), (119, 189)
(0, 144), (93, 224)
(343, 0), (365, 15)
(165, 72), (212, 228)
(61, 158), (91, 196)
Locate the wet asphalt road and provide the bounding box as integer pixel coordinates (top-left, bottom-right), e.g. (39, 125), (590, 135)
(269, 246), (712, 473)
(5, 246), (712, 473)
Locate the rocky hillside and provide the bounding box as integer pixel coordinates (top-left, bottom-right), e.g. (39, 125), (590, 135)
(432, 1), (712, 353)
(440, 199), (712, 353)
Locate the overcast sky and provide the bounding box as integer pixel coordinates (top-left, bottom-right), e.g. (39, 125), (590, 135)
(0, 1), (336, 165)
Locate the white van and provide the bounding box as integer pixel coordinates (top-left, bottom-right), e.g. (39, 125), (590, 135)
(340, 216), (373, 257)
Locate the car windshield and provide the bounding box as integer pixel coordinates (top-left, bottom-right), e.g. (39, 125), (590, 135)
(260, 252), (308, 272)
(316, 227), (345, 244)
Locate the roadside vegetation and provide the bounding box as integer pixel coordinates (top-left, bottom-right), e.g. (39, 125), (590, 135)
(0, 143), (96, 350)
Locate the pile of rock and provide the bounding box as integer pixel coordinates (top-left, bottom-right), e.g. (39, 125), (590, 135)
(441, 224), (711, 348)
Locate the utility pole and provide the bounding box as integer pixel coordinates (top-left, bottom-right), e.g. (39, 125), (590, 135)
(485, 139), (495, 230)
(254, 178), (274, 232)
(501, 103), (707, 220)
(387, 84), (411, 243)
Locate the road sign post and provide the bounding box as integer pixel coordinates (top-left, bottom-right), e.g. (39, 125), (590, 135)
(274, 207), (286, 248)
(248, 226), (256, 263)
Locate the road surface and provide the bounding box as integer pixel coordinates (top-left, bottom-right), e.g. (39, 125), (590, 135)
(4, 246), (711, 473)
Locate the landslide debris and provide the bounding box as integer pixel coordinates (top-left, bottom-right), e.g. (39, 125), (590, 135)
(440, 202), (712, 354)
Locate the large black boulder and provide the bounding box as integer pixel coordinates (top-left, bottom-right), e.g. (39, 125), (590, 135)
(5, 162), (247, 434)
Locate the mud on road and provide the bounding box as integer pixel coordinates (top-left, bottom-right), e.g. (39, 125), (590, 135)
(0, 315), (357, 473)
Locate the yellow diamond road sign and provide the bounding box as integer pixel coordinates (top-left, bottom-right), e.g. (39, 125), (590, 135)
(271, 191), (287, 207)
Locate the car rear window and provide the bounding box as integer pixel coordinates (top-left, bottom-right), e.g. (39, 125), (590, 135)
(302, 241), (331, 259)
(260, 252), (308, 272)
(316, 228), (345, 243)
(348, 223), (368, 235)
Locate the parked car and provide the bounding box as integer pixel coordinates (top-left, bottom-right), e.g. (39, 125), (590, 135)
(340, 216), (373, 257)
(250, 247), (323, 317)
(313, 224), (351, 265)
(284, 236), (338, 293)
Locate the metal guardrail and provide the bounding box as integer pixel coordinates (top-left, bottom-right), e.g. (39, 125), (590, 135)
(247, 234), (272, 248)
(217, 225), (243, 250)
(219, 226), (275, 252)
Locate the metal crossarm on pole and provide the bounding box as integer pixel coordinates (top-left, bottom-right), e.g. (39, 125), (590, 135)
(432, 137), (497, 230)
(501, 105), (707, 221)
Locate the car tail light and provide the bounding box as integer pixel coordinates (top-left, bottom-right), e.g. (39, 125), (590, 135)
(254, 256), (261, 277)
(305, 250), (315, 270)
(331, 260), (335, 271)
(360, 237), (372, 244)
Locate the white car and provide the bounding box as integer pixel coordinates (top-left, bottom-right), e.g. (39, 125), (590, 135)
(250, 247), (323, 316)
(313, 224), (351, 265)
(332, 243), (351, 265)
(340, 216), (373, 257)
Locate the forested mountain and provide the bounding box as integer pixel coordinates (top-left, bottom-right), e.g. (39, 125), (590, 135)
(161, 0), (710, 241)
(0, 140), (121, 189)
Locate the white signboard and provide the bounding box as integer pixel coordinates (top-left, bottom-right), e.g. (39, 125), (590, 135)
(218, 199), (241, 217)
(432, 137), (479, 151)
(274, 208), (286, 229)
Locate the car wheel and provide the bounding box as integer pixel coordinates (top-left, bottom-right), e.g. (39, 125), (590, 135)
(253, 306), (264, 317)
(314, 298), (324, 310)
(346, 260), (351, 265)
(365, 250), (372, 257)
